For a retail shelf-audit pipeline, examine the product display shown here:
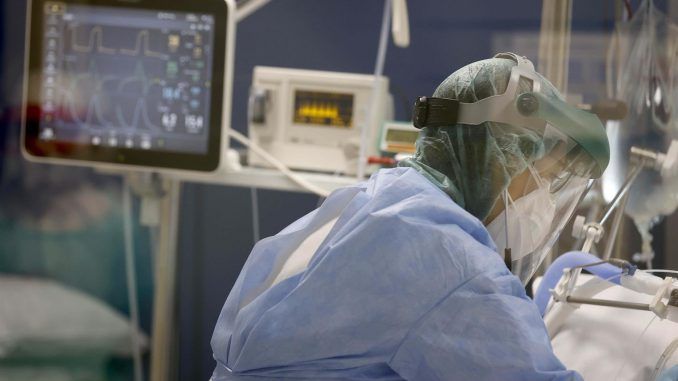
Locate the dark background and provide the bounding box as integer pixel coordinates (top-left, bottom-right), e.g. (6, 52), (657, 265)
(0, 1), (672, 380)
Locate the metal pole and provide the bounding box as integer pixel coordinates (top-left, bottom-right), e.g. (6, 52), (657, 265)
(235, 0), (271, 23)
(123, 180), (143, 381)
(538, 0), (572, 94)
(602, 191), (629, 260)
(599, 164), (643, 225)
(566, 296), (652, 312)
(150, 178), (182, 381)
(358, 0), (391, 180)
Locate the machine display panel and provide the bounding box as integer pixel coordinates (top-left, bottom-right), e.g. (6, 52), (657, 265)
(292, 90), (354, 128)
(381, 123), (419, 154)
(24, 0), (229, 171)
(385, 129), (418, 145)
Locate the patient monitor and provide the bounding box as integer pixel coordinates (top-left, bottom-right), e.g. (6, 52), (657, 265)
(248, 67), (393, 175)
(22, 0), (235, 173)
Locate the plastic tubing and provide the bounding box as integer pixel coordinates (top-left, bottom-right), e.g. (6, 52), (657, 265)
(358, 0), (391, 180)
(228, 129), (331, 197)
(535, 251), (623, 316)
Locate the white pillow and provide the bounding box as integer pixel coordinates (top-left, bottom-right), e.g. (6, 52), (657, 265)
(0, 275), (148, 359)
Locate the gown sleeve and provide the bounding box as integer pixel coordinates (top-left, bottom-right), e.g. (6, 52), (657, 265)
(388, 269), (583, 381)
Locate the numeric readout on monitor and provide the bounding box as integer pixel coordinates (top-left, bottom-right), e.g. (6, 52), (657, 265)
(40, 2), (215, 154)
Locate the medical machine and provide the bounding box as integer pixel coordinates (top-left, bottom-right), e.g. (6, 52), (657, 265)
(379, 121), (418, 156)
(22, 0), (235, 173)
(247, 66), (393, 175)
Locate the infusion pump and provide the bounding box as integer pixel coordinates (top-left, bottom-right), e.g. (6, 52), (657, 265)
(248, 67), (393, 175)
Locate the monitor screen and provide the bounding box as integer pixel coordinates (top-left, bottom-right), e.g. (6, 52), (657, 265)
(292, 90), (354, 128)
(39, 2), (215, 155)
(385, 129), (418, 145)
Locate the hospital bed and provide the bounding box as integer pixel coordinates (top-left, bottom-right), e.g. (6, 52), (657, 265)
(536, 261), (678, 381)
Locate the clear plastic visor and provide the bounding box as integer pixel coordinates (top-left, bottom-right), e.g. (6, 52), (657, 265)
(490, 126), (598, 284)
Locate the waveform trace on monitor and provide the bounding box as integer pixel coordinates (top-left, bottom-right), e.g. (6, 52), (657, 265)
(39, 2), (215, 154)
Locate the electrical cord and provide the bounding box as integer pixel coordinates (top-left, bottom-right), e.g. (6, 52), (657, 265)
(227, 129), (331, 197)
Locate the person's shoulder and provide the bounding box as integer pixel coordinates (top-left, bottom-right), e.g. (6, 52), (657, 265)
(365, 167), (457, 214)
(341, 195), (495, 266)
(364, 168), (495, 246)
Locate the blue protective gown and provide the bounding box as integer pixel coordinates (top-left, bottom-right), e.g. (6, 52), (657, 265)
(211, 167), (582, 381)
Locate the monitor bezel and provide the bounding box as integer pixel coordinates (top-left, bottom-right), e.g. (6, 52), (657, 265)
(23, 0), (229, 172)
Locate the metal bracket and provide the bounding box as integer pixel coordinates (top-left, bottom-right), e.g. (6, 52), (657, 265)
(551, 267), (677, 320)
(572, 215), (604, 253)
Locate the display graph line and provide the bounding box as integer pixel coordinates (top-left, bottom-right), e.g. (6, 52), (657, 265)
(70, 26), (169, 60)
(58, 60), (118, 128)
(57, 60), (166, 132)
(70, 26), (117, 54)
(115, 98), (160, 131)
(40, 6), (213, 154)
(119, 30), (169, 60)
(61, 89), (113, 128)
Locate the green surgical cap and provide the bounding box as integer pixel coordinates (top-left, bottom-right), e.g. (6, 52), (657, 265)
(399, 56), (565, 222)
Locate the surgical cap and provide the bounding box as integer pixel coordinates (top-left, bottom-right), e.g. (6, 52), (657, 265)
(400, 56), (565, 222)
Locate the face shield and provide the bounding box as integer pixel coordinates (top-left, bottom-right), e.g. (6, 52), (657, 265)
(412, 53), (610, 284)
(484, 128), (598, 284)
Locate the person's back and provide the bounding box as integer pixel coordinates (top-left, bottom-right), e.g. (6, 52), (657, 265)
(211, 167), (577, 381)
(211, 53), (613, 380)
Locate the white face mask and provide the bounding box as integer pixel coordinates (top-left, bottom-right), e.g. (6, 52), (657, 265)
(486, 182), (556, 261)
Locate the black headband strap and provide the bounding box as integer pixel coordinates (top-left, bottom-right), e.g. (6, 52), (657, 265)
(412, 96), (461, 129)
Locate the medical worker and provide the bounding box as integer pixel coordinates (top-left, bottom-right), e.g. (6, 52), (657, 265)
(210, 53), (611, 380)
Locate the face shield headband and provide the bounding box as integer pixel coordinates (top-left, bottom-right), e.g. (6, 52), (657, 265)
(412, 53), (610, 178)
